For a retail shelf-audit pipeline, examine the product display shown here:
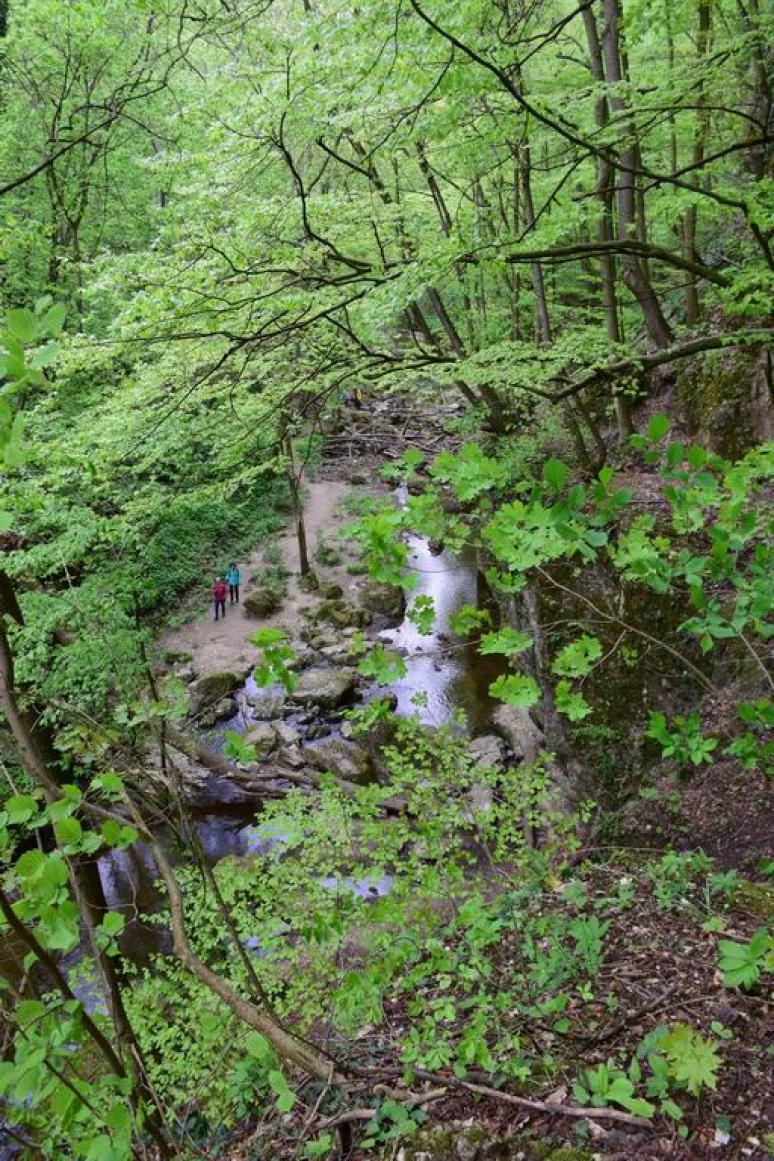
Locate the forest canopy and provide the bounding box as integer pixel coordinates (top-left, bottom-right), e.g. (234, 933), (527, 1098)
(0, 0), (771, 1158)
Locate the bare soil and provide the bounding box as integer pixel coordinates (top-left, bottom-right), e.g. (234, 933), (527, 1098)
(161, 477), (357, 676)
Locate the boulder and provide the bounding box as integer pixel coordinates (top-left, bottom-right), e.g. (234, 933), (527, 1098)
(491, 705), (544, 761)
(189, 671), (241, 716)
(468, 734), (507, 771)
(278, 744), (306, 769)
(243, 586), (283, 618)
(246, 690), (287, 720)
(290, 667), (358, 709)
(357, 580), (406, 620)
(303, 598), (370, 630)
(272, 720), (300, 747)
(212, 697), (237, 722)
(303, 736), (372, 783)
(244, 722), (277, 758)
(464, 783), (494, 821)
(163, 650), (194, 667)
(318, 580), (344, 600)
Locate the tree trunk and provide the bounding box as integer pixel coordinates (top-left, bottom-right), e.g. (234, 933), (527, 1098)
(599, 0), (672, 351)
(582, 4), (633, 440)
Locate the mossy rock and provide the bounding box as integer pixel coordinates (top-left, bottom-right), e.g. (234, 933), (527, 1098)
(188, 671), (241, 715)
(302, 598), (370, 629)
(357, 579), (406, 620)
(319, 580), (344, 600)
(243, 586), (284, 618)
(732, 878), (774, 921)
(163, 650), (193, 666)
(398, 1127), (592, 1160)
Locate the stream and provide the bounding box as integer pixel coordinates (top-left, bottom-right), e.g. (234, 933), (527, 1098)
(37, 527), (501, 975)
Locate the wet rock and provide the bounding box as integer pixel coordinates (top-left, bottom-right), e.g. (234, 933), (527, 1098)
(357, 580), (406, 620)
(189, 671), (242, 716)
(246, 690), (287, 720)
(212, 697), (237, 722)
(320, 642), (362, 665)
(278, 744), (306, 768)
(491, 705), (544, 761)
(243, 586), (284, 618)
(290, 666), (358, 709)
(303, 736), (372, 783)
(272, 720), (300, 747)
(303, 598), (370, 630)
(468, 734), (507, 771)
(244, 722), (277, 758)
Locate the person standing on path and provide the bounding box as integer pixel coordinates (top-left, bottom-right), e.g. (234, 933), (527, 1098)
(227, 562), (241, 604)
(212, 576), (228, 622)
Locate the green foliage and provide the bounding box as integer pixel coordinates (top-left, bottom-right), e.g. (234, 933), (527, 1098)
(717, 928), (774, 989)
(646, 712), (719, 768)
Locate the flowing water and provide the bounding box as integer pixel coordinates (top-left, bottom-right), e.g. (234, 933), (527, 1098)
(383, 533), (500, 733)
(89, 526), (501, 968)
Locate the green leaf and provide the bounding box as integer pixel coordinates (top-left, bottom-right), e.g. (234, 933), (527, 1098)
(41, 303), (67, 335)
(358, 645), (407, 685)
(100, 912), (125, 937)
(660, 1023), (721, 1095)
(488, 673), (540, 708)
(555, 680), (592, 721)
(543, 458), (569, 491)
(479, 627), (532, 656)
(646, 414), (670, 443)
(54, 817), (82, 848)
(449, 604), (491, 636)
(6, 794), (38, 824)
(6, 309), (38, 344)
(551, 635), (602, 678)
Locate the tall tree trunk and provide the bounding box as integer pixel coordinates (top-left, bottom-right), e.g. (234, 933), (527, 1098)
(283, 436), (310, 576)
(599, 0), (672, 351)
(583, 4), (633, 440)
(682, 0), (711, 324)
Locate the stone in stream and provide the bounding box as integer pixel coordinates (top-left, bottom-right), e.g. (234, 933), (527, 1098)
(356, 579), (406, 620)
(272, 720), (300, 747)
(212, 697), (238, 722)
(303, 736), (372, 783)
(243, 722), (277, 758)
(290, 666), (358, 709)
(490, 704), (545, 761)
(246, 689), (287, 720)
(188, 670), (242, 716)
(467, 734), (507, 772)
(302, 597), (370, 630)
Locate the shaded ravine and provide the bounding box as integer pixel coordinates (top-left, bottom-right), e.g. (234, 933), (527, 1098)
(90, 522), (502, 969)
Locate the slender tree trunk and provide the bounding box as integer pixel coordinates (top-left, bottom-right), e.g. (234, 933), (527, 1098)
(282, 437), (310, 576)
(583, 4), (633, 440)
(682, 0), (711, 324)
(599, 0), (672, 351)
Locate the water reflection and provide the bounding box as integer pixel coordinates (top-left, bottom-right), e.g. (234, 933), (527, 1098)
(388, 534), (500, 734)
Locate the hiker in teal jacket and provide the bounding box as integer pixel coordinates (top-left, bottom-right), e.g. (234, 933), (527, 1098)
(227, 562), (240, 604)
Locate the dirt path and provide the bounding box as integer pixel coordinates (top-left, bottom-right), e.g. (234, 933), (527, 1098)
(161, 478), (355, 677)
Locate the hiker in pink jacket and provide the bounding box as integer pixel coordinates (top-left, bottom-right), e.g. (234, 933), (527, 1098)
(212, 577), (228, 622)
